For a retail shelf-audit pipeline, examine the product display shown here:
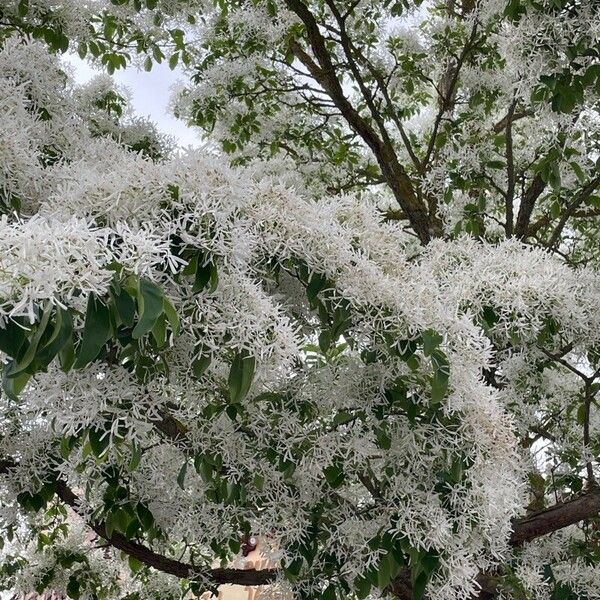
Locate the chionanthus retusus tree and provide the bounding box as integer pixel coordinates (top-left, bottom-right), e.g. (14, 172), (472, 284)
(0, 0), (599, 598)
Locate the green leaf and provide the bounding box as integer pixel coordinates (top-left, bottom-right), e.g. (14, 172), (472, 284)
(60, 436), (73, 460)
(36, 308), (73, 367)
(18, 0), (29, 16)
(0, 318), (28, 357)
(323, 464), (344, 488)
(253, 473), (265, 491)
(112, 507), (131, 534)
(7, 303), (52, 376)
(182, 252), (198, 276)
(66, 575), (81, 599)
(570, 161), (586, 183)
(151, 313), (167, 347)
(420, 552), (439, 576)
(128, 555), (144, 573)
(322, 585), (336, 600)
(128, 443), (142, 472)
(58, 335), (75, 372)
(193, 260), (218, 293)
(177, 461), (188, 489)
(73, 294), (112, 369)
(136, 502), (154, 530)
(169, 52), (179, 69)
(192, 354), (211, 378)
(422, 329), (442, 357)
(333, 410), (355, 426)
(1, 365), (28, 399)
(375, 425), (392, 450)
(152, 44), (164, 63)
(222, 139), (237, 153)
(163, 297), (180, 335)
(194, 453), (213, 482)
(88, 427), (110, 459)
(355, 576), (372, 599)
(228, 351), (256, 403)
(306, 273), (328, 305)
(318, 329), (332, 353)
(485, 160), (505, 170)
(285, 557), (303, 579)
(412, 571), (429, 600)
(430, 349), (450, 404)
(377, 553), (392, 589)
(132, 278), (164, 340)
(111, 285), (136, 327)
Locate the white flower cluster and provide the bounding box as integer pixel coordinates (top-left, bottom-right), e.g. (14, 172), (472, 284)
(0, 216), (113, 321)
(0, 21), (599, 600)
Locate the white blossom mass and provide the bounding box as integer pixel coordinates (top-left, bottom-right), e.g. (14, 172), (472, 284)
(0, 1), (599, 599)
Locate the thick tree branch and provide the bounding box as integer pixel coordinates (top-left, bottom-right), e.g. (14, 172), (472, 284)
(0, 458), (276, 587)
(492, 110), (534, 133)
(3, 455), (600, 596)
(509, 487), (600, 545)
(514, 173), (546, 238)
(389, 490), (600, 599)
(284, 0), (434, 243)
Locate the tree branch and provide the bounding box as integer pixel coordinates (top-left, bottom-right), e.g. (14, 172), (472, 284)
(504, 101), (517, 236)
(283, 0), (433, 243)
(3, 454), (600, 597)
(547, 175), (600, 248)
(514, 173), (546, 238)
(509, 487), (600, 545)
(0, 458), (276, 587)
(492, 110), (534, 133)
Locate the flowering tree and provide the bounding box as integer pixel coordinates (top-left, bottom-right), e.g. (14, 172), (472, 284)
(0, 1), (599, 599)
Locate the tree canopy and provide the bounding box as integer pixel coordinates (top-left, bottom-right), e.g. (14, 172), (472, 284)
(0, 1), (599, 599)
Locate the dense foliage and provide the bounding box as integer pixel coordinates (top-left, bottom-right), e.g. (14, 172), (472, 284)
(0, 1), (599, 599)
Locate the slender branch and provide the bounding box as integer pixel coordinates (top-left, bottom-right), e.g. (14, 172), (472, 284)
(322, 0), (422, 172)
(421, 19), (479, 172)
(529, 206), (600, 237)
(538, 346), (594, 382)
(583, 380), (597, 487)
(547, 175), (600, 248)
(504, 101), (517, 236)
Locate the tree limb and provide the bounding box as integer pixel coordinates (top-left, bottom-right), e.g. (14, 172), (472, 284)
(509, 487), (600, 545)
(283, 0), (434, 243)
(0, 458), (276, 587)
(504, 101), (517, 236)
(3, 455), (600, 596)
(514, 173), (546, 238)
(547, 175), (600, 248)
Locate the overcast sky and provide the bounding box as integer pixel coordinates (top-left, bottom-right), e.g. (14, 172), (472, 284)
(64, 54), (202, 148)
